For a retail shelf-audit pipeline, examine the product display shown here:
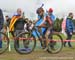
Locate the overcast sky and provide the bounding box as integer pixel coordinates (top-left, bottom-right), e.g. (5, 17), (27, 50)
(0, 0), (75, 19)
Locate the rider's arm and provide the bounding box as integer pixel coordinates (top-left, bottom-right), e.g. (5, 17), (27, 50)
(47, 16), (53, 25)
(34, 18), (39, 24)
(40, 17), (46, 26)
(34, 15), (42, 24)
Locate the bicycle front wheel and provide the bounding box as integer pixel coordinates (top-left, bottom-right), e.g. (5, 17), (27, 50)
(0, 32), (9, 54)
(47, 33), (63, 54)
(14, 32), (36, 54)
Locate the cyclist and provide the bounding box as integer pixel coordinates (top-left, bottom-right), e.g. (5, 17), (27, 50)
(45, 8), (56, 49)
(39, 8), (56, 50)
(34, 7), (54, 50)
(47, 8), (55, 22)
(39, 8), (55, 34)
(44, 8), (56, 36)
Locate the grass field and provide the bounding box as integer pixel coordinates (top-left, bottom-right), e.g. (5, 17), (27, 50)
(0, 44), (75, 60)
(0, 34), (75, 60)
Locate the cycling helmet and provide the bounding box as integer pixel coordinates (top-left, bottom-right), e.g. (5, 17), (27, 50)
(36, 7), (44, 14)
(48, 8), (53, 12)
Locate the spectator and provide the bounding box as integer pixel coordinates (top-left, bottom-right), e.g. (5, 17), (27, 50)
(61, 16), (67, 36)
(64, 12), (74, 48)
(5, 15), (11, 27)
(9, 8), (23, 48)
(9, 8), (22, 35)
(3, 15), (11, 40)
(0, 9), (4, 48)
(3, 15), (11, 34)
(9, 8), (28, 48)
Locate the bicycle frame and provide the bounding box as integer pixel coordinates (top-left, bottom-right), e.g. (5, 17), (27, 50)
(31, 26), (46, 45)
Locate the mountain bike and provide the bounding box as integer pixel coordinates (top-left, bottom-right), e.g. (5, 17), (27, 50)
(14, 24), (63, 54)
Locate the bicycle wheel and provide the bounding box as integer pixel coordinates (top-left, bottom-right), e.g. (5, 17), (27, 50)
(0, 32), (9, 54)
(14, 32), (36, 54)
(47, 33), (63, 54)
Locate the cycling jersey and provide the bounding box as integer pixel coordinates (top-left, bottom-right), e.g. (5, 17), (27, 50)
(32, 15), (46, 37)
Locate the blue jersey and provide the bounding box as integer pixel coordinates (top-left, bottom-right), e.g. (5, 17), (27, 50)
(35, 15), (43, 26)
(49, 14), (55, 22)
(32, 15), (46, 37)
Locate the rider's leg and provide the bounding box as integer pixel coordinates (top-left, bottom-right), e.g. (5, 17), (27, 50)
(45, 28), (50, 49)
(42, 28), (47, 48)
(49, 27), (55, 48)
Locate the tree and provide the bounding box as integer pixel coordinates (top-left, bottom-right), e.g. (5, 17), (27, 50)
(53, 18), (62, 32)
(72, 19), (75, 26)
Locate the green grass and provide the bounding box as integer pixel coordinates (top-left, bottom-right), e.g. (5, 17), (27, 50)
(2, 33), (75, 50)
(0, 34), (75, 60)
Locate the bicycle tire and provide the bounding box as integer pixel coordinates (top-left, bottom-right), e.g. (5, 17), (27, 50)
(0, 32), (9, 54)
(47, 33), (63, 54)
(14, 32), (36, 54)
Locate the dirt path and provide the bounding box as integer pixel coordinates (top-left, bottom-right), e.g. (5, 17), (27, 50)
(0, 47), (75, 60)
